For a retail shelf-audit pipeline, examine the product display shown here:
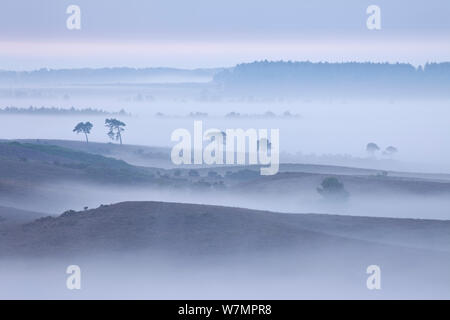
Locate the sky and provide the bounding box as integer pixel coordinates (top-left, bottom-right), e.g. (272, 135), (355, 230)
(0, 0), (449, 69)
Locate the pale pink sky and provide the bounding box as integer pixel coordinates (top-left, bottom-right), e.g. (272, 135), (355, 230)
(1, 36), (449, 70)
(1, 0), (449, 69)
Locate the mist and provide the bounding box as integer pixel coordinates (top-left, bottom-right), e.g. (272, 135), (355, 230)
(1, 64), (450, 300)
(2, 240), (449, 299)
(1, 97), (450, 173)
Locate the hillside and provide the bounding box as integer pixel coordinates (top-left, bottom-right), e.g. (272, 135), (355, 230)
(0, 141), (159, 186)
(11, 139), (172, 168)
(2, 139), (450, 218)
(0, 205), (47, 228)
(1, 202), (450, 299)
(2, 201), (450, 257)
(0, 141), (169, 212)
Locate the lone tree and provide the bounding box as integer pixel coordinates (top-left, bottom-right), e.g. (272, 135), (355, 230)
(105, 118), (126, 145)
(383, 146), (398, 157)
(257, 138), (272, 152)
(317, 177), (349, 201)
(366, 142), (380, 156)
(73, 121), (93, 143)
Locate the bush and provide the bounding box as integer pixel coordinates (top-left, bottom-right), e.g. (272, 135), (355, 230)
(173, 169), (181, 177)
(208, 171), (221, 178)
(188, 169), (199, 177)
(317, 177), (349, 201)
(61, 209), (77, 217)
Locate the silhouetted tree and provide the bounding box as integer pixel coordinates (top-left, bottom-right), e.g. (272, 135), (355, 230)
(366, 142), (380, 156)
(257, 138), (272, 152)
(105, 118), (126, 144)
(317, 177), (349, 201)
(73, 121), (93, 143)
(383, 146), (398, 157)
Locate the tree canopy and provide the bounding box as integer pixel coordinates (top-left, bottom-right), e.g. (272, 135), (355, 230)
(73, 122), (93, 143)
(317, 177), (349, 201)
(105, 118), (126, 145)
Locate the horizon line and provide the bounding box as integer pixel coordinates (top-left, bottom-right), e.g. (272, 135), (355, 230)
(2, 60), (450, 73)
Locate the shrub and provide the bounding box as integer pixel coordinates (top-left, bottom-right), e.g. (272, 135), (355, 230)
(317, 177), (349, 201)
(188, 169), (199, 177)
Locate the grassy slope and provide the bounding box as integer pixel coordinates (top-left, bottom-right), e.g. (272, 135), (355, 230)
(2, 140), (450, 205)
(2, 201), (450, 257)
(230, 171), (450, 197)
(0, 141), (157, 186)
(0, 205), (47, 227)
(11, 139), (171, 168)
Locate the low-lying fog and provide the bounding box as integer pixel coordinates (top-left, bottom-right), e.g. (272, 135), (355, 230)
(5, 181), (450, 220)
(1, 249), (449, 299)
(2, 98), (450, 173)
(2, 88), (450, 300)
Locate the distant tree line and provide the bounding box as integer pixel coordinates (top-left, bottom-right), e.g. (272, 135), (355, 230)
(155, 110), (299, 118)
(0, 106), (130, 116)
(214, 61), (450, 98)
(0, 67), (218, 84)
